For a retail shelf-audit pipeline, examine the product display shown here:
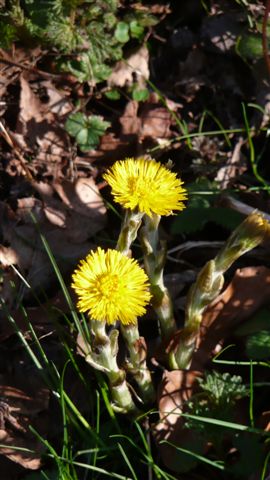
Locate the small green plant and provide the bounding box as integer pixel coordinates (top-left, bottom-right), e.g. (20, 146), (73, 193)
(0, 1), (157, 84)
(186, 371), (247, 432)
(246, 330), (270, 359)
(65, 112), (110, 151)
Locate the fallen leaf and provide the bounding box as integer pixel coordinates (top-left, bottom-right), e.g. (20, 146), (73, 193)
(154, 369), (204, 473)
(139, 100), (172, 139)
(37, 80), (72, 116)
(0, 182), (105, 300)
(215, 137), (247, 189)
(16, 74), (70, 178)
(37, 176), (107, 243)
(108, 45), (149, 88)
(201, 13), (243, 54)
(0, 373), (49, 470)
(191, 266), (270, 369)
(119, 93), (175, 143)
(119, 101), (140, 136)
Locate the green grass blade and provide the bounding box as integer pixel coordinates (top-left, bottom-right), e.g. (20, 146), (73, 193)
(161, 441), (225, 471)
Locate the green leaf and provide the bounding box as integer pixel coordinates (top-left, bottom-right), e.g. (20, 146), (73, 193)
(65, 112), (85, 137)
(198, 371), (247, 405)
(132, 88), (149, 102)
(105, 89), (121, 100)
(0, 21), (17, 48)
(114, 21), (129, 43)
(246, 330), (270, 359)
(171, 206), (244, 235)
(237, 34), (265, 60)
(129, 20), (144, 39)
(171, 207), (210, 234)
(65, 113), (110, 151)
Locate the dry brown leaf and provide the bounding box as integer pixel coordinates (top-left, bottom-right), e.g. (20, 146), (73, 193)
(120, 101), (141, 136)
(38, 80), (72, 116)
(139, 101), (172, 139)
(18, 75), (42, 124)
(0, 246), (19, 267)
(119, 94), (174, 143)
(215, 137), (247, 189)
(191, 266), (270, 370)
(108, 45), (149, 88)
(78, 132), (134, 163)
(0, 287), (76, 342)
(0, 185), (104, 299)
(37, 177), (107, 243)
(0, 374), (49, 470)
(2, 221), (95, 294)
(154, 370), (204, 472)
(16, 74), (70, 177)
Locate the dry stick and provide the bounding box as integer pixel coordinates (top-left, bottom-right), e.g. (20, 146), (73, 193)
(220, 194), (270, 223)
(262, 0), (270, 79)
(0, 121), (34, 183)
(0, 53), (68, 81)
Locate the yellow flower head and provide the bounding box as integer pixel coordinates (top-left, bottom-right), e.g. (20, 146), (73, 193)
(72, 247), (151, 325)
(103, 157), (187, 217)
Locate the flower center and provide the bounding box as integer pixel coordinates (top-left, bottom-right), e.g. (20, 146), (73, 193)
(96, 273), (120, 299)
(128, 176), (154, 200)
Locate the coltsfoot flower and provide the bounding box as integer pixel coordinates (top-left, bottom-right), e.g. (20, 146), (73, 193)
(72, 247), (151, 325)
(103, 157), (187, 217)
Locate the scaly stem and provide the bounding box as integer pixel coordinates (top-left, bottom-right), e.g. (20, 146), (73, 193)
(140, 214), (177, 340)
(170, 212), (270, 369)
(86, 321), (137, 413)
(117, 209), (154, 403)
(116, 209), (144, 256)
(121, 323), (155, 404)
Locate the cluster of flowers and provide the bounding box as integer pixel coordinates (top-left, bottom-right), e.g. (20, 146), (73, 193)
(71, 157), (187, 412)
(71, 156), (269, 413)
(72, 157), (187, 327)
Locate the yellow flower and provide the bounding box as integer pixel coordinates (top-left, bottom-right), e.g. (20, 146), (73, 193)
(103, 157), (187, 217)
(72, 247), (151, 325)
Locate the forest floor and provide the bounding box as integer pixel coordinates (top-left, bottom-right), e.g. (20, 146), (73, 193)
(1, 1), (270, 479)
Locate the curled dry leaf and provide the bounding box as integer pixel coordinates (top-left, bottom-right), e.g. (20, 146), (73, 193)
(120, 93), (175, 143)
(154, 369), (204, 473)
(108, 45), (149, 88)
(0, 373), (49, 470)
(37, 176), (107, 243)
(16, 74), (70, 177)
(0, 246), (19, 267)
(0, 179), (105, 304)
(191, 266), (270, 369)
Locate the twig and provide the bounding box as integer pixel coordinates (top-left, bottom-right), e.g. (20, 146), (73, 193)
(0, 120), (34, 183)
(220, 194), (270, 223)
(0, 51), (76, 82)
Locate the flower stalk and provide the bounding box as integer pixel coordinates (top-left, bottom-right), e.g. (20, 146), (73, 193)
(116, 209), (143, 256)
(140, 214), (177, 340)
(72, 156), (188, 412)
(121, 323), (155, 403)
(84, 321), (137, 413)
(72, 248), (151, 412)
(170, 212), (270, 370)
(116, 211), (154, 403)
